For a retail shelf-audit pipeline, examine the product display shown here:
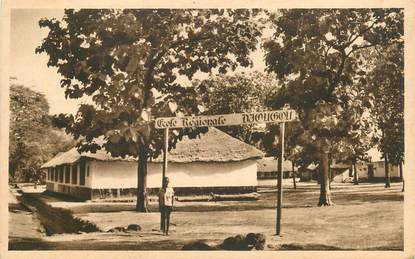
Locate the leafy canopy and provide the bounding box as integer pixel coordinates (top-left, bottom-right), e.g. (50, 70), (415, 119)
(263, 9), (403, 158)
(9, 83), (75, 182)
(196, 71), (279, 143)
(369, 42), (404, 164)
(36, 9), (266, 158)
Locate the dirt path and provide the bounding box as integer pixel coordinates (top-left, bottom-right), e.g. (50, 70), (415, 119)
(8, 190), (45, 249)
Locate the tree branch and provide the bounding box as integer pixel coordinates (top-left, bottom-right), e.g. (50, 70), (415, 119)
(347, 44), (376, 57)
(327, 51), (347, 94)
(142, 33), (215, 108)
(347, 21), (377, 47)
(320, 21), (379, 96)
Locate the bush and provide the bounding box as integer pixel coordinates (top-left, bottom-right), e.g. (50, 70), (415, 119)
(182, 233), (266, 250)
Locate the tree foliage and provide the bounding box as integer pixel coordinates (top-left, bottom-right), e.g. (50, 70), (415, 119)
(36, 9), (266, 211)
(196, 71), (279, 143)
(369, 42), (404, 166)
(9, 83), (75, 182)
(263, 9), (403, 205)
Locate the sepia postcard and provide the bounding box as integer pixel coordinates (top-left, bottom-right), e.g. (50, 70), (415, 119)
(1, 0), (414, 259)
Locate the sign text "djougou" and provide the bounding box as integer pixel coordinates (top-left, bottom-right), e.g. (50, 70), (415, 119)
(155, 109), (297, 129)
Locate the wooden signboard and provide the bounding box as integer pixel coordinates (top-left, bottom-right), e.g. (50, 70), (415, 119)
(155, 109), (297, 129)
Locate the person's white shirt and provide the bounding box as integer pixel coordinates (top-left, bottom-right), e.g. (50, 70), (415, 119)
(163, 187), (174, 207)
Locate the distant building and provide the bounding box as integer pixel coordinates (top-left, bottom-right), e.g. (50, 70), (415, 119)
(357, 161), (400, 180)
(41, 127), (264, 200)
(256, 157), (297, 179)
(360, 148), (401, 180)
(298, 162), (352, 183)
(299, 159), (401, 183)
(299, 163), (318, 182)
(330, 163), (352, 183)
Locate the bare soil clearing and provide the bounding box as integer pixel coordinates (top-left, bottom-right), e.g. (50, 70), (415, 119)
(69, 201), (401, 250)
(8, 190), (45, 249)
(43, 182), (403, 213)
(9, 182), (403, 250)
(8, 204), (43, 240)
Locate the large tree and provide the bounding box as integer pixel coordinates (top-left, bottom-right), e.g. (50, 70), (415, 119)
(36, 9), (265, 211)
(9, 84), (49, 182)
(368, 42), (404, 188)
(9, 83), (75, 182)
(263, 9), (403, 205)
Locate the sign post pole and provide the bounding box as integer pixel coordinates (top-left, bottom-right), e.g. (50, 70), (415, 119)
(276, 122), (285, 236)
(160, 128), (169, 231)
(162, 128), (169, 183)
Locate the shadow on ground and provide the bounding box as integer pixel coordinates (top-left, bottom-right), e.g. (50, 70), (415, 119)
(17, 193), (100, 235)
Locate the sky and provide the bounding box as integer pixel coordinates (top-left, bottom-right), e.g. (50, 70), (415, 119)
(10, 9), (83, 115)
(9, 9), (268, 116)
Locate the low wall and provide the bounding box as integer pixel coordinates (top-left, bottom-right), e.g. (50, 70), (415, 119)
(47, 182), (92, 200)
(47, 184), (257, 201)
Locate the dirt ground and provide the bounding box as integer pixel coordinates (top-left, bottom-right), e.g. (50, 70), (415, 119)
(9, 182), (404, 250)
(8, 190), (44, 245)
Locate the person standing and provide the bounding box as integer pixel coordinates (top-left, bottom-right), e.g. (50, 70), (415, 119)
(159, 177), (174, 235)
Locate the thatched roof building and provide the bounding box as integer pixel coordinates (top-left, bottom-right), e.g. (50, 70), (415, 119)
(42, 127), (264, 200)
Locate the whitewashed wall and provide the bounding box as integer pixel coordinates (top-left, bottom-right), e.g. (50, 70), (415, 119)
(89, 159), (258, 189)
(89, 160), (137, 189)
(332, 169), (350, 183)
(148, 160), (258, 188)
(355, 163), (369, 179)
(352, 162), (401, 179)
(372, 161), (400, 178)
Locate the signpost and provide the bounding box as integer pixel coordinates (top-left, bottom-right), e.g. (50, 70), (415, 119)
(155, 109), (297, 129)
(155, 109), (297, 236)
(276, 123), (284, 236)
(162, 128), (169, 181)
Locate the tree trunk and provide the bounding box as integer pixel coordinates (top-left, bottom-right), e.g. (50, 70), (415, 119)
(353, 161), (359, 185)
(399, 161), (403, 180)
(399, 162), (404, 192)
(328, 160), (332, 190)
(136, 145), (149, 212)
(328, 172), (331, 190)
(318, 151), (333, 206)
(384, 153), (391, 188)
(292, 161), (296, 189)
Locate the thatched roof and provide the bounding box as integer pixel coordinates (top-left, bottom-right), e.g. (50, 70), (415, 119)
(41, 147), (138, 168)
(42, 127), (264, 168)
(331, 162), (351, 169)
(257, 157), (297, 172)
